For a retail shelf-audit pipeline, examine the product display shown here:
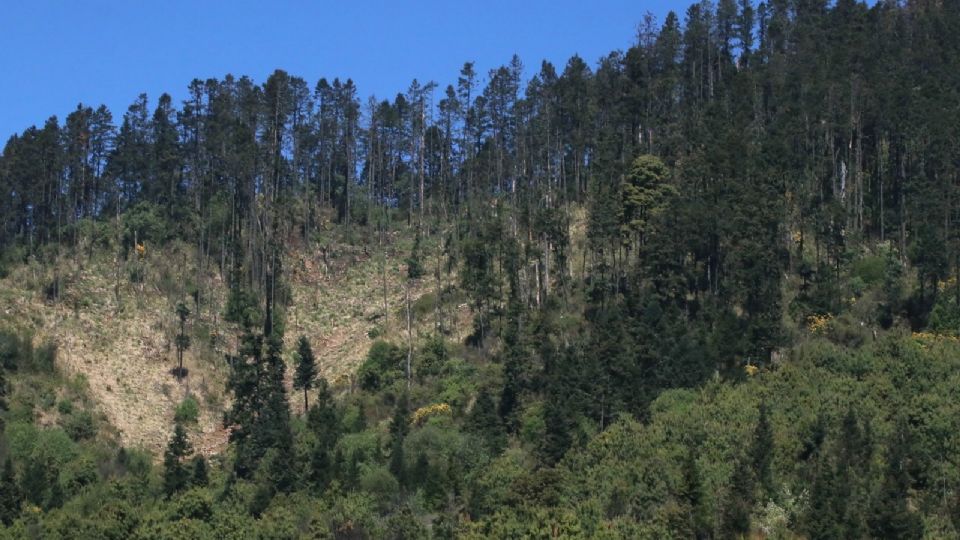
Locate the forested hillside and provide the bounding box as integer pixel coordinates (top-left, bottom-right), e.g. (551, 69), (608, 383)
(2, 0), (960, 537)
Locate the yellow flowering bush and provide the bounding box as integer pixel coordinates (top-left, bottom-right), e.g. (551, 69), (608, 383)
(806, 313), (832, 334)
(411, 403), (452, 426)
(911, 332), (959, 349)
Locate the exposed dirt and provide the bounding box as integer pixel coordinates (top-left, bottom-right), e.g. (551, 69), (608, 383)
(0, 233), (445, 457)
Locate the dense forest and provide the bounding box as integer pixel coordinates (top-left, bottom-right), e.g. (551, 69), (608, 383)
(1, 0), (960, 537)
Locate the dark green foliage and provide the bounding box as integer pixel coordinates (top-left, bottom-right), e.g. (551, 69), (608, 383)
(389, 394), (410, 486)
(415, 334), (448, 380)
(460, 234), (495, 344)
(224, 287), (261, 329)
(466, 388), (506, 454)
(869, 419), (924, 539)
(306, 377), (339, 491)
(751, 402), (775, 498)
(174, 301), (191, 380)
(0, 458), (21, 525)
(722, 457), (754, 537)
(61, 409), (96, 441)
(2, 0), (960, 536)
(190, 455), (209, 488)
(122, 202), (172, 248)
(293, 335), (318, 411)
(679, 448), (709, 539)
(163, 422), (192, 497)
(358, 340), (405, 391)
(406, 232), (425, 279)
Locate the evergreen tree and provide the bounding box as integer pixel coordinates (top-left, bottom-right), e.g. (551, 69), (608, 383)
(293, 335), (318, 412)
(0, 366), (8, 433)
(0, 458), (21, 525)
(406, 231), (425, 279)
(191, 455), (209, 488)
(389, 393), (410, 486)
(722, 457), (754, 538)
(174, 301), (191, 380)
(466, 388), (506, 454)
(751, 402), (775, 498)
(869, 419), (923, 539)
(163, 422), (192, 497)
(679, 448), (709, 539)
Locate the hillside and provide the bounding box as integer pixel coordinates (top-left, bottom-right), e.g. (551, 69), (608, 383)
(3, 0), (960, 537)
(0, 230), (444, 456)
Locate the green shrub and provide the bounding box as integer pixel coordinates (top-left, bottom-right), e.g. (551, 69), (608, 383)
(57, 400), (74, 415)
(32, 340), (58, 373)
(123, 202), (171, 249)
(62, 410), (97, 441)
(358, 464), (400, 507)
(169, 488), (214, 522)
(175, 396), (200, 424)
(357, 340), (404, 391)
(0, 329), (22, 370)
(39, 388), (57, 410)
(59, 454), (99, 497)
(850, 254), (886, 286)
(224, 287), (262, 328)
(416, 334), (448, 380)
(411, 291), (437, 321)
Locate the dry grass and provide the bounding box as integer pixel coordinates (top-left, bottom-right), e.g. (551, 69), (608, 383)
(0, 229), (457, 457)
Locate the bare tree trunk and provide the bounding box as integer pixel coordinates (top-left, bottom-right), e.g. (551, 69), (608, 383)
(405, 282), (413, 389)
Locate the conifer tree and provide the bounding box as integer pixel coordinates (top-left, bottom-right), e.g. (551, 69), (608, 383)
(751, 402), (775, 498)
(466, 388), (506, 454)
(389, 393), (410, 486)
(174, 301), (191, 380)
(0, 458), (21, 525)
(406, 231), (424, 279)
(869, 419), (923, 539)
(722, 457), (754, 538)
(293, 335), (318, 412)
(679, 448), (709, 539)
(163, 422), (192, 497)
(0, 367), (8, 433)
(191, 455), (209, 488)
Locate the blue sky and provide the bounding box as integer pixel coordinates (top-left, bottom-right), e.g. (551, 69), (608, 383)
(0, 0), (681, 138)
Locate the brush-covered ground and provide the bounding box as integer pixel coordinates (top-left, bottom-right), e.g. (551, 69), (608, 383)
(0, 226), (449, 457)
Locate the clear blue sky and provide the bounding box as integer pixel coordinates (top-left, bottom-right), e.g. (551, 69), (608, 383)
(0, 0), (678, 138)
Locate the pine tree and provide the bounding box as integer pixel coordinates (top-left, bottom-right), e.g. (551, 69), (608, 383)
(0, 366), (8, 433)
(679, 448), (709, 539)
(258, 330), (296, 493)
(466, 388), (506, 454)
(163, 422), (192, 497)
(308, 379), (338, 436)
(174, 301), (191, 380)
(293, 335), (318, 412)
(389, 393), (410, 486)
(722, 457), (754, 538)
(191, 455), (209, 488)
(751, 402), (775, 499)
(406, 231), (425, 279)
(21, 459), (48, 507)
(0, 458), (21, 525)
(869, 419), (923, 539)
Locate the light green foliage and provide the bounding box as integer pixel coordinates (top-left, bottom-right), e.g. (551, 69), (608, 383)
(174, 395), (200, 424)
(619, 154), (676, 247)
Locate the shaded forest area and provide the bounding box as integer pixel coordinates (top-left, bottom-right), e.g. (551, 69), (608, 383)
(2, 0), (960, 537)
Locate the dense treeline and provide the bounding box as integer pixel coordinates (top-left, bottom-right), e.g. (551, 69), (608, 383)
(4, 1), (960, 333)
(2, 0), (960, 537)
